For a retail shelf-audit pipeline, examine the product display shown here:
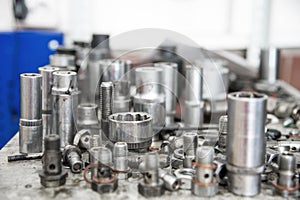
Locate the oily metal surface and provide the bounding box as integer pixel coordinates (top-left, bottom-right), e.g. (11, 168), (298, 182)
(0, 134), (285, 200)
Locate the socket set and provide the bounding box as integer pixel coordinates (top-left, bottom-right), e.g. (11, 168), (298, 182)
(15, 38), (300, 198)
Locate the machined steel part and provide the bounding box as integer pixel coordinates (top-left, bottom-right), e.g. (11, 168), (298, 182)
(133, 66), (166, 133)
(99, 82), (113, 137)
(274, 152), (299, 197)
(226, 91), (267, 196)
(184, 65), (204, 128)
(112, 80), (131, 113)
(218, 115), (228, 149)
(52, 71), (79, 148)
(259, 48), (280, 84)
(62, 145), (83, 173)
(73, 129), (92, 150)
(39, 66), (60, 138)
(77, 103), (99, 135)
(49, 54), (76, 71)
(19, 73), (43, 154)
(138, 152), (165, 197)
(159, 168), (181, 191)
(154, 62), (178, 125)
(89, 146), (117, 193)
(183, 132), (198, 168)
(174, 168), (195, 190)
(192, 146), (218, 197)
(113, 142), (131, 179)
(108, 112), (153, 151)
(39, 134), (68, 187)
(88, 59), (131, 105)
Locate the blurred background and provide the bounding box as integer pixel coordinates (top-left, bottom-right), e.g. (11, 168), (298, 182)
(1, 0), (300, 148)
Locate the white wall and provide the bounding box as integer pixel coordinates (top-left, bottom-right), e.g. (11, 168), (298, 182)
(1, 0), (300, 50)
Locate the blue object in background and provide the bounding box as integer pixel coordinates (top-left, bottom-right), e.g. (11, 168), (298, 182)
(0, 30), (63, 149)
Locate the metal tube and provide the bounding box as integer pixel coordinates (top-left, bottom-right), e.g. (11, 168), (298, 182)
(259, 47), (280, 83)
(184, 65), (204, 127)
(52, 71), (78, 148)
(39, 67), (60, 137)
(19, 73), (43, 154)
(226, 91), (267, 196)
(50, 54), (76, 71)
(133, 66), (166, 131)
(154, 62), (178, 125)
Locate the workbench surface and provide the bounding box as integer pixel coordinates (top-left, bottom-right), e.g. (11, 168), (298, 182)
(0, 134), (286, 200)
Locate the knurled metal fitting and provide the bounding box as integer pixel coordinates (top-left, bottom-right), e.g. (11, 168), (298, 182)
(39, 134), (68, 187)
(62, 145), (83, 173)
(192, 146), (218, 197)
(138, 152), (165, 197)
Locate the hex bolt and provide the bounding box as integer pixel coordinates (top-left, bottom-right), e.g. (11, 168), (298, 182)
(19, 73), (43, 154)
(183, 132), (198, 168)
(218, 115), (227, 149)
(89, 147), (118, 194)
(62, 145), (83, 173)
(138, 152), (165, 197)
(273, 152), (299, 197)
(39, 134), (68, 187)
(192, 146), (218, 197)
(113, 142), (131, 179)
(100, 82), (113, 138)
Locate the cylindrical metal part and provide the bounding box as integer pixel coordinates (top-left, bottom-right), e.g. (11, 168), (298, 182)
(259, 48), (280, 84)
(108, 112), (153, 151)
(112, 81), (131, 113)
(62, 145), (82, 173)
(195, 59), (229, 101)
(39, 67), (60, 137)
(19, 73), (43, 154)
(154, 62), (178, 125)
(113, 142), (131, 179)
(39, 134), (68, 187)
(52, 71), (78, 148)
(218, 115), (228, 148)
(89, 146), (113, 179)
(226, 91), (267, 196)
(183, 132), (198, 168)
(100, 82), (113, 137)
(89, 134), (102, 149)
(277, 152), (296, 188)
(192, 146), (217, 197)
(77, 103), (98, 128)
(184, 65), (204, 127)
(159, 169), (181, 191)
(50, 54), (76, 71)
(144, 152), (160, 184)
(134, 66), (166, 132)
(87, 59), (130, 103)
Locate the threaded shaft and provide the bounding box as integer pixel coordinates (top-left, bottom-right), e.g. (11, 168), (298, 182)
(100, 82), (113, 120)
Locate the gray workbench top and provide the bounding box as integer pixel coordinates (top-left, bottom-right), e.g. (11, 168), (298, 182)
(0, 134), (287, 200)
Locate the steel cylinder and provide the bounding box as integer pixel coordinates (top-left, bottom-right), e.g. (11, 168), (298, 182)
(52, 71), (78, 148)
(77, 103), (98, 128)
(277, 152), (296, 188)
(154, 62), (178, 125)
(184, 65), (204, 127)
(39, 66), (60, 137)
(19, 73), (43, 154)
(108, 112), (152, 151)
(112, 80), (131, 113)
(226, 91), (267, 196)
(50, 54), (76, 71)
(133, 66), (166, 129)
(259, 48), (279, 84)
(183, 132), (198, 168)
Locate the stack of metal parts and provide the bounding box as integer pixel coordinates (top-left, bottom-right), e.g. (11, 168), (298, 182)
(15, 43), (300, 199)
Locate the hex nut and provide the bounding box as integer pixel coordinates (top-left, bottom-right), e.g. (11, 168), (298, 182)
(39, 170), (68, 188)
(138, 179), (165, 197)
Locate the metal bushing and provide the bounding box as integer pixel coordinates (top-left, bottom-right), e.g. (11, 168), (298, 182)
(113, 142), (132, 180)
(108, 112), (153, 151)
